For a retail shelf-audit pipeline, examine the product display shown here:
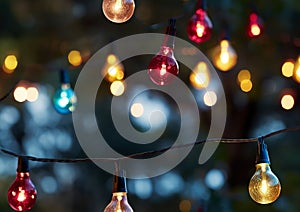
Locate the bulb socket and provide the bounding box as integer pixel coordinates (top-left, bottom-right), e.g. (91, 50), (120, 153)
(112, 171), (127, 193)
(255, 137), (270, 164)
(17, 156), (30, 173)
(60, 69), (70, 84)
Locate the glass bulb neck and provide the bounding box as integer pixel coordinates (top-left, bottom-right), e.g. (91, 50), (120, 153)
(196, 0), (207, 10)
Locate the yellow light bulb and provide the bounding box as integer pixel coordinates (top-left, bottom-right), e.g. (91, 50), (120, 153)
(3, 55), (18, 73)
(211, 39), (237, 72)
(102, 54), (125, 82)
(102, 0), (135, 23)
(293, 56), (300, 83)
(104, 192), (133, 212)
(104, 174), (133, 212)
(248, 163), (281, 204)
(189, 62), (210, 89)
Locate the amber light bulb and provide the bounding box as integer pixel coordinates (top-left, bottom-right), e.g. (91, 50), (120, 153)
(211, 37), (237, 72)
(8, 157), (37, 212)
(248, 138), (281, 204)
(102, 0), (135, 23)
(104, 174), (133, 212)
(247, 12), (263, 38)
(148, 18), (179, 86)
(187, 0), (213, 43)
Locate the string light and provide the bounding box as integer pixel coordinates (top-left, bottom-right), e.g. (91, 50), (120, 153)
(102, 54), (125, 83)
(211, 38), (237, 72)
(130, 103), (144, 118)
(13, 86), (27, 103)
(240, 79), (253, 92)
(281, 60), (294, 78)
(281, 94), (295, 110)
(203, 90), (217, 106)
(247, 12), (263, 38)
(104, 173), (134, 212)
(292, 56), (300, 83)
(102, 0), (135, 23)
(1, 127), (300, 209)
(148, 18), (179, 85)
(8, 157), (37, 211)
(189, 61), (210, 89)
(248, 138), (281, 204)
(68, 50), (82, 67)
(3, 54), (18, 74)
(110, 80), (125, 96)
(187, 0), (213, 43)
(53, 70), (77, 114)
(26, 86), (39, 102)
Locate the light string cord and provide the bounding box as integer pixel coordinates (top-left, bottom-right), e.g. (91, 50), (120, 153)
(1, 126), (300, 163)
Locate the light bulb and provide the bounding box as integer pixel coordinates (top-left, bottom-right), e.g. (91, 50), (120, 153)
(104, 174), (133, 212)
(249, 163), (281, 204)
(248, 138), (281, 204)
(53, 70), (77, 114)
(102, 0), (135, 23)
(148, 18), (179, 85)
(102, 54), (125, 83)
(247, 12), (263, 38)
(8, 157), (37, 212)
(187, 0), (212, 43)
(293, 56), (300, 83)
(211, 39), (237, 71)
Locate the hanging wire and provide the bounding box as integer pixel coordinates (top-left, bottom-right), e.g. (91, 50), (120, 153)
(1, 126), (300, 163)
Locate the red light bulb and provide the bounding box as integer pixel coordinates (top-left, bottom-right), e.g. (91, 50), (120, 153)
(187, 0), (212, 43)
(8, 157), (37, 212)
(148, 18), (179, 85)
(247, 12), (263, 38)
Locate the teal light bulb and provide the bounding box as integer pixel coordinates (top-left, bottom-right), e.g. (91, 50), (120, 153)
(53, 70), (77, 114)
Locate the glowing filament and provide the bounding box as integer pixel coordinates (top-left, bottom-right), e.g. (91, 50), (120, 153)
(160, 64), (167, 76)
(251, 24), (261, 36)
(196, 23), (205, 37)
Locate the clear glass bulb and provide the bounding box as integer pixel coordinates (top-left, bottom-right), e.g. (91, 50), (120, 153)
(104, 192), (133, 212)
(53, 83), (77, 114)
(8, 172), (37, 211)
(211, 39), (237, 71)
(102, 0), (135, 23)
(248, 163), (281, 204)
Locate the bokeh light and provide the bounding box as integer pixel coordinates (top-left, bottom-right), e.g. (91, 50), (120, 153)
(110, 80), (125, 96)
(179, 199), (192, 212)
(189, 62), (210, 89)
(240, 79), (253, 92)
(281, 60), (294, 78)
(102, 54), (125, 82)
(130, 103), (144, 118)
(293, 56), (300, 83)
(237, 69), (251, 83)
(26, 87), (39, 102)
(205, 169), (226, 190)
(203, 91), (217, 106)
(3, 55), (18, 73)
(13, 86), (27, 102)
(68, 50), (82, 67)
(281, 94), (295, 110)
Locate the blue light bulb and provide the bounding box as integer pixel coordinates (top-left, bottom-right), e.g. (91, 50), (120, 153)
(53, 70), (77, 114)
